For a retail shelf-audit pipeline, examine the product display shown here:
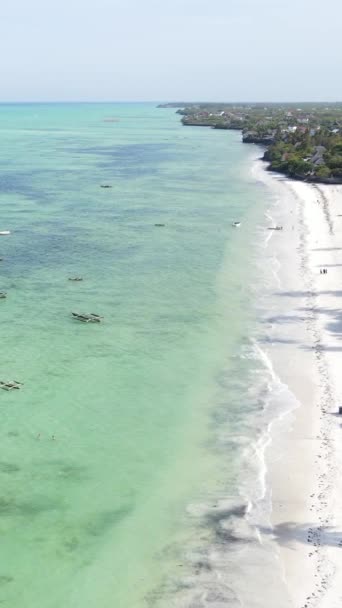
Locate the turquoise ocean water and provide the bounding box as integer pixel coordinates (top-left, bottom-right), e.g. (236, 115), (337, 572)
(0, 104), (275, 607)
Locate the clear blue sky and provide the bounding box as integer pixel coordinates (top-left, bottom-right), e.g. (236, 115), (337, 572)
(1, 0), (341, 102)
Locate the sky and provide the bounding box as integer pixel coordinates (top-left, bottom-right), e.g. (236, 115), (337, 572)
(0, 0), (341, 102)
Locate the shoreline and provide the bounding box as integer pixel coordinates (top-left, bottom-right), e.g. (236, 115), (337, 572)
(254, 160), (342, 607)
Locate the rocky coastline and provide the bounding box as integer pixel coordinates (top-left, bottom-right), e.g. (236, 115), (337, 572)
(159, 103), (342, 185)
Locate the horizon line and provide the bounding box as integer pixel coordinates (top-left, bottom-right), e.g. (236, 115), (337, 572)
(0, 99), (342, 105)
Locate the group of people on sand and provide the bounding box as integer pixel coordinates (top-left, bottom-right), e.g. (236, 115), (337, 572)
(320, 268), (328, 275)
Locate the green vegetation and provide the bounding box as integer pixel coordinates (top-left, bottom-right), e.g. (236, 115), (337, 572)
(159, 103), (342, 183)
(265, 129), (342, 180)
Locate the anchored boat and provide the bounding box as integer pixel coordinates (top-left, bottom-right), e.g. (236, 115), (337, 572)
(0, 380), (23, 391)
(71, 312), (103, 323)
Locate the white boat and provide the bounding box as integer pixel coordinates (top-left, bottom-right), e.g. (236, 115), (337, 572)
(232, 222), (241, 227)
(0, 231), (10, 235)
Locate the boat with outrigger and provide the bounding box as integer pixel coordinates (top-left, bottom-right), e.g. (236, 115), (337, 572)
(0, 380), (23, 391)
(71, 312), (103, 323)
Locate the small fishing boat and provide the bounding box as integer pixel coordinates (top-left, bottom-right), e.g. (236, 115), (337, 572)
(0, 380), (23, 391)
(68, 277), (83, 282)
(0, 231), (11, 235)
(100, 185), (112, 189)
(0, 292), (7, 299)
(71, 312), (103, 323)
(232, 222), (241, 227)
(154, 223), (165, 227)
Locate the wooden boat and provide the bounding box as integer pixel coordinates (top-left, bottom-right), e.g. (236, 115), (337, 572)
(0, 380), (23, 391)
(68, 277), (83, 281)
(0, 292), (7, 299)
(100, 185), (112, 189)
(71, 312), (103, 323)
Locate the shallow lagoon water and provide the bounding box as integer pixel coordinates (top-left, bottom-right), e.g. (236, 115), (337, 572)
(0, 103), (272, 607)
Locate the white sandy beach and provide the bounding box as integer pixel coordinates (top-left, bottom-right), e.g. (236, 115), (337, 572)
(256, 162), (342, 608)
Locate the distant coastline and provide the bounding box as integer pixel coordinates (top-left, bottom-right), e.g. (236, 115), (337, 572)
(158, 102), (342, 184)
